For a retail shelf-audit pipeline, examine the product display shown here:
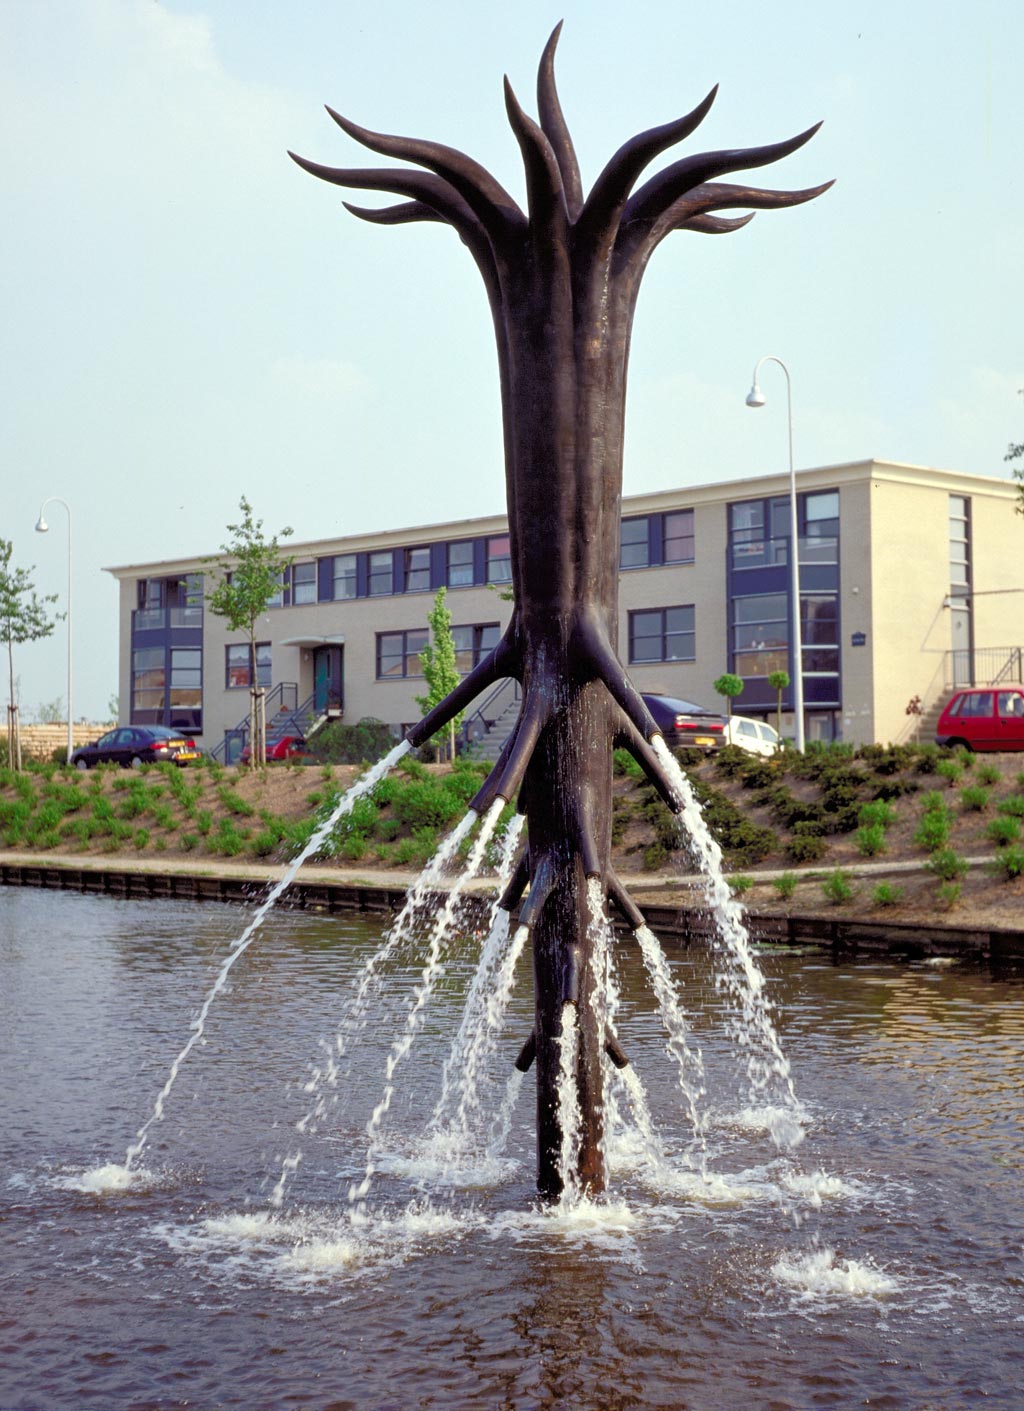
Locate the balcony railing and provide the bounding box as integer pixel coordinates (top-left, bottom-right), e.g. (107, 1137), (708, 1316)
(132, 605), (203, 633)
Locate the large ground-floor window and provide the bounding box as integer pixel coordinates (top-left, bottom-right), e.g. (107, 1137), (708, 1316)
(226, 643), (271, 690)
(376, 629), (429, 679)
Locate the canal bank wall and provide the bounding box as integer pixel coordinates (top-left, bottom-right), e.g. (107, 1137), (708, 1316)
(2, 851), (1023, 964)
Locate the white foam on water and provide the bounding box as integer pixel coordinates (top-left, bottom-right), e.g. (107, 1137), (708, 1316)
(781, 1170), (863, 1207)
(773, 1247), (899, 1299)
(730, 1103), (809, 1151)
(59, 1162), (157, 1194)
(371, 1142), (521, 1189)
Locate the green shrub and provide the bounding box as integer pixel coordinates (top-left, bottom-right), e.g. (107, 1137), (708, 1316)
(311, 717), (396, 765)
(935, 759), (963, 787)
(872, 881), (903, 907)
(248, 829), (280, 857)
(858, 799), (896, 830)
(855, 823), (887, 857)
(997, 795), (1024, 818)
(374, 816), (402, 843)
(217, 785), (256, 818)
(788, 833), (828, 864)
(180, 832), (199, 851)
(392, 778), (465, 831)
(728, 874), (753, 896)
(936, 881), (962, 909)
(976, 763), (1001, 786)
(988, 846), (1024, 881)
(959, 786), (989, 812)
(643, 842), (669, 871)
(953, 746), (975, 770)
(195, 809), (213, 835)
(925, 848), (969, 882)
(985, 816), (1021, 848)
(133, 828), (150, 850)
(821, 868), (855, 905)
(913, 810), (951, 852)
(613, 748), (644, 781)
(392, 827), (440, 868)
(919, 790), (946, 813)
(772, 871), (799, 900)
(914, 745), (942, 774)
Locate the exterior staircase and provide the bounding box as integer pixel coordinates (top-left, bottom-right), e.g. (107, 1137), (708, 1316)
(213, 683), (326, 762)
(461, 678), (521, 762)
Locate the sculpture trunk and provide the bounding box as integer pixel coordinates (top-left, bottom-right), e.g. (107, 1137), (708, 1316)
(503, 271), (629, 1196)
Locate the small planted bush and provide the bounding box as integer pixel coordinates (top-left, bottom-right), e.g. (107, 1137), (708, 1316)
(855, 823), (887, 857)
(821, 868), (855, 905)
(976, 763), (1001, 786)
(872, 881), (903, 907)
(858, 799), (896, 830)
(986, 815), (1021, 848)
(925, 848), (969, 883)
(997, 795), (1024, 819)
(934, 759), (963, 788)
(959, 786), (989, 812)
(988, 846), (1024, 881)
(728, 874), (753, 897)
(913, 810), (951, 852)
(772, 871), (799, 900)
(936, 881), (962, 909)
(789, 833), (828, 864)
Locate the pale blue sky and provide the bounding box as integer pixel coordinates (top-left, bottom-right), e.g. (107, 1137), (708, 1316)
(2, 0), (1020, 720)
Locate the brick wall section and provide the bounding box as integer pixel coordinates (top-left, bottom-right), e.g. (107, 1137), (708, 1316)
(0, 723), (112, 762)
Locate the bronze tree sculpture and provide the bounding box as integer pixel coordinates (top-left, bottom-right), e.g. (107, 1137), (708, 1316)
(292, 26), (830, 1196)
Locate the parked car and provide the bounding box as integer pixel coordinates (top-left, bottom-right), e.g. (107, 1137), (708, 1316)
(728, 715), (782, 757)
(72, 725), (201, 769)
(642, 694), (726, 753)
(935, 685), (1024, 751)
(239, 735), (315, 765)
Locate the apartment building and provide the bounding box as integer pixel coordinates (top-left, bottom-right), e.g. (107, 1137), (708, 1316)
(106, 460), (1022, 758)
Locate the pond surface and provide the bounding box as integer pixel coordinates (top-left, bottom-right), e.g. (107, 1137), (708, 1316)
(1, 887), (1022, 1410)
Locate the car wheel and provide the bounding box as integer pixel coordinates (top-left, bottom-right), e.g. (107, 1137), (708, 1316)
(74, 757), (89, 771)
(130, 755), (145, 769)
(948, 738), (972, 752)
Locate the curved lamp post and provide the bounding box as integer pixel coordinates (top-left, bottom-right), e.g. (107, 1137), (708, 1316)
(745, 356), (805, 752)
(35, 497), (73, 762)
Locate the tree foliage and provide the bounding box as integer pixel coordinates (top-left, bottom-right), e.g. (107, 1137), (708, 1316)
(206, 499), (292, 767)
(416, 588), (463, 759)
(1006, 436), (1024, 516)
(767, 668), (790, 740)
(1, 538), (61, 769)
(713, 672), (745, 724)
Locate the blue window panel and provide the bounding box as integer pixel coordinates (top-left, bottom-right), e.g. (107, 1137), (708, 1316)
(649, 516), (664, 566)
(430, 543), (447, 591)
(317, 557), (333, 602)
(473, 539), (487, 586)
(356, 553), (369, 598)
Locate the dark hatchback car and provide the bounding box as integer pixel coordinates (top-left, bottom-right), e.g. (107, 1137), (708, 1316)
(642, 694), (727, 753)
(72, 725), (201, 769)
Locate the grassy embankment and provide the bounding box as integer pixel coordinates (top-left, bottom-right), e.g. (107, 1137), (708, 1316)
(2, 742), (1024, 917)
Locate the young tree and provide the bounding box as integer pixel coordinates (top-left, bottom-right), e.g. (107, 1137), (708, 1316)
(1, 538), (61, 770)
(416, 587), (463, 761)
(206, 499), (292, 768)
(1007, 440), (1024, 516)
(713, 672), (745, 737)
(766, 668), (790, 741)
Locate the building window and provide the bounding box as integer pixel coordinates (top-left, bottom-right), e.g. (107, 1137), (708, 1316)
(619, 517), (649, 569)
(135, 578), (165, 630)
(226, 643), (271, 689)
(266, 571), (285, 609)
(628, 606), (695, 663)
(732, 594), (789, 677)
(487, 535), (512, 584)
(801, 491), (839, 565)
(292, 561), (316, 605)
(949, 494), (970, 595)
(369, 552), (393, 596)
(451, 622), (501, 674)
(663, 510), (695, 564)
(447, 541), (474, 587)
(801, 594), (839, 674)
(132, 646), (165, 720)
(376, 629), (429, 679)
(169, 648), (202, 730)
(332, 554), (357, 600)
(404, 546), (431, 592)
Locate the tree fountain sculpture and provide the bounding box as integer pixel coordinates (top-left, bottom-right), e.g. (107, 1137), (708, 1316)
(292, 26), (830, 1197)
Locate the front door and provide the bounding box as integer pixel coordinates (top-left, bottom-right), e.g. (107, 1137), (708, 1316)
(313, 646), (344, 714)
(950, 603), (972, 687)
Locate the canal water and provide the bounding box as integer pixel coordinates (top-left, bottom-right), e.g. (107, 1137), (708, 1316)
(1, 887), (1021, 1410)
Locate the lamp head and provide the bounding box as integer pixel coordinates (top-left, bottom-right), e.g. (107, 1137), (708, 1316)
(35, 516), (49, 533)
(745, 384), (766, 408)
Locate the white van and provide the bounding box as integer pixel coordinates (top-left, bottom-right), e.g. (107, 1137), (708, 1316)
(728, 716), (781, 757)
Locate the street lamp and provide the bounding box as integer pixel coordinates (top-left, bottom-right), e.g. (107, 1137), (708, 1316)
(745, 355), (805, 752)
(35, 497), (73, 763)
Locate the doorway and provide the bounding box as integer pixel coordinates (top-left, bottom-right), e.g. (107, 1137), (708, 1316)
(313, 645), (344, 715)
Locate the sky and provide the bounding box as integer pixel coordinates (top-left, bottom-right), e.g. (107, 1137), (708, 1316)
(2, 0), (1021, 722)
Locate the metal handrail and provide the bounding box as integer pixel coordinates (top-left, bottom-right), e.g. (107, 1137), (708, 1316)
(461, 676), (520, 747)
(210, 681), (299, 760)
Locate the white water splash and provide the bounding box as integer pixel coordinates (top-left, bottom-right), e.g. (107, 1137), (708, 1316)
(650, 735), (803, 1146)
(348, 797), (508, 1207)
(773, 1246), (899, 1298)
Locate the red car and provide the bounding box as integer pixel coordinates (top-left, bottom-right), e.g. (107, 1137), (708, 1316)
(239, 736), (315, 765)
(935, 685), (1024, 751)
